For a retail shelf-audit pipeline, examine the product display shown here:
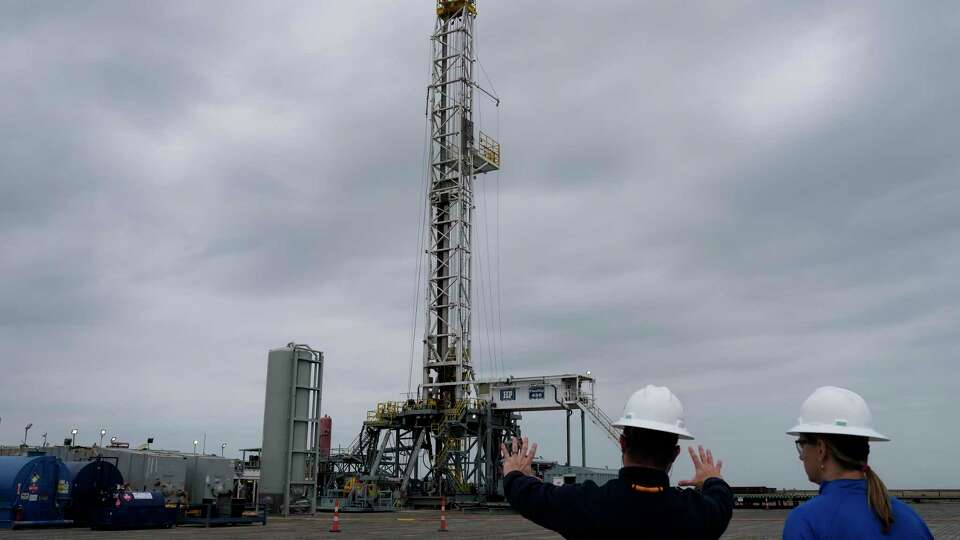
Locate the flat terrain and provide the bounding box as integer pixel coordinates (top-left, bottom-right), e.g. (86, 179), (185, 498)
(2, 503), (957, 539)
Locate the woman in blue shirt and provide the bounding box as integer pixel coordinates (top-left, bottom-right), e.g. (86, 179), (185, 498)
(783, 386), (933, 539)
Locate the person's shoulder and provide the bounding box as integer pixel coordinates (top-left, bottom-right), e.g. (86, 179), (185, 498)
(787, 493), (829, 519)
(889, 497), (929, 526)
(576, 478), (614, 497)
(593, 477), (622, 490)
(543, 478), (604, 497)
(785, 501), (814, 520)
(888, 495), (915, 512)
(663, 485), (729, 514)
(784, 494), (832, 528)
(783, 504), (818, 540)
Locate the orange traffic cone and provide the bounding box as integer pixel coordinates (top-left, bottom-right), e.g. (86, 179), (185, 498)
(330, 499), (342, 533)
(438, 495), (449, 532)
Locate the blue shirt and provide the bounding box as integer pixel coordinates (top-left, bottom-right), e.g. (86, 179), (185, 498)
(783, 479), (933, 539)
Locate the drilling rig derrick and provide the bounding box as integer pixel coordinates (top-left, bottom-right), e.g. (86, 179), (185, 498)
(339, 0), (516, 506)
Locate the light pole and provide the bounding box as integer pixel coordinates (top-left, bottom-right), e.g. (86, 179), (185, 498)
(220, 443), (227, 457)
(99, 429), (107, 448)
(193, 440), (199, 455)
(71, 428), (79, 447)
(23, 423), (32, 446)
(41, 433), (48, 447)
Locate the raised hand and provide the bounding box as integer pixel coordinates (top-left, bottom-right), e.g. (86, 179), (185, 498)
(678, 445), (723, 490)
(500, 436), (539, 477)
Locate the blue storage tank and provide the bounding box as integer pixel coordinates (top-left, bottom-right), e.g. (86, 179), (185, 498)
(0, 455), (71, 528)
(64, 459), (124, 524)
(89, 490), (176, 530)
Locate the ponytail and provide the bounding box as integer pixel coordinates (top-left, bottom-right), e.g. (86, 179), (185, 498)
(820, 435), (894, 534)
(863, 465), (894, 534)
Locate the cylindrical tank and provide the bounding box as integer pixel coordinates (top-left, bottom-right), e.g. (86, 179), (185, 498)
(89, 490), (175, 530)
(319, 416), (332, 458)
(63, 460), (124, 523)
(261, 344), (323, 503)
(0, 456), (71, 528)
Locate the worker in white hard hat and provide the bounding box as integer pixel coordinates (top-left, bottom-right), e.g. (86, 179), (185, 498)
(783, 386), (933, 539)
(501, 384), (733, 539)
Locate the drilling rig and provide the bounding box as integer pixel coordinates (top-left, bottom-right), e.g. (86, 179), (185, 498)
(355, 0), (515, 503)
(316, 0), (618, 509)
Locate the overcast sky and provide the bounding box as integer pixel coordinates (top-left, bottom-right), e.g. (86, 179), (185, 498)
(1, 1), (958, 489)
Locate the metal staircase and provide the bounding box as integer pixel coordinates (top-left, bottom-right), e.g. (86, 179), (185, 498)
(577, 397), (621, 446)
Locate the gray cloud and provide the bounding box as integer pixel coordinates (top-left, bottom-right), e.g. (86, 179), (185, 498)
(1, 1), (957, 490)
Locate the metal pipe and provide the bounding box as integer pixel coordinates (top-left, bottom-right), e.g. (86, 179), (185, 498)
(565, 410), (571, 467)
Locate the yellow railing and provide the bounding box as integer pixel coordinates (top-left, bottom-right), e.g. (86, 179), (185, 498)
(366, 398), (486, 424)
(364, 400), (407, 424)
(479, 132), (500, 167)
(437, 0), (477, 18)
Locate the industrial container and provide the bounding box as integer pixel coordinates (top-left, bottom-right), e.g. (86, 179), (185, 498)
(89, 490), (175, 530)
(63, 459), (124, 524)
(183, 454), (236, 506)
(36, 445), (238, 508)
(319, 416), (332, 458)
(0, 455), (72, 528)
(98, 447), (188, 502)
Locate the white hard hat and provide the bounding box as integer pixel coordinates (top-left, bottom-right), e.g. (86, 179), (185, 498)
(612, 384), (694, 440)
(786, 386), (890, 441)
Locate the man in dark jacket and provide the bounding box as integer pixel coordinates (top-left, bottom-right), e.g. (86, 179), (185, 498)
(502, 385), (734, 539)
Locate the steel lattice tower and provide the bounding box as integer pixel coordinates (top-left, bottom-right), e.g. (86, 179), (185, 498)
(338, 1), (509, 505)
(422, 0), (499, 406)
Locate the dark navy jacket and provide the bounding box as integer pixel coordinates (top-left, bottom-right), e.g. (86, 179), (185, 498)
(783, 479), (933, 540)
(504, 467), (734, 539)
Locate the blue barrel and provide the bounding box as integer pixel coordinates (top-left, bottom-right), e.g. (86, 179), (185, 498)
(0, 455), (71, 528)
(64, 459), (124, 523)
